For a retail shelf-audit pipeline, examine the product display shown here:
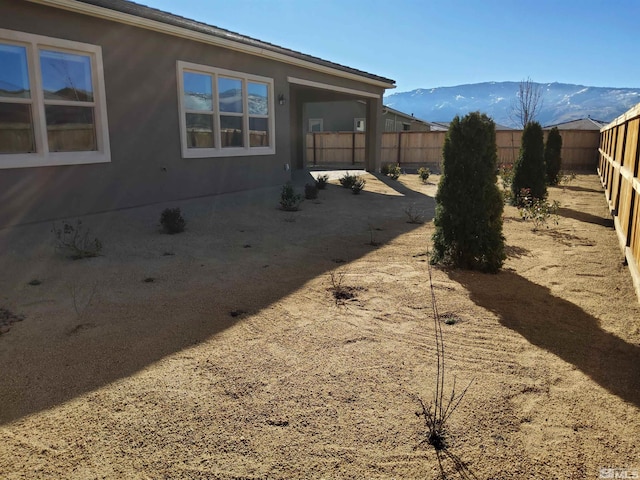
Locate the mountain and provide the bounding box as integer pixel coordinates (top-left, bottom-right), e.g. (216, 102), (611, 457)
(384, 82), (640, 128)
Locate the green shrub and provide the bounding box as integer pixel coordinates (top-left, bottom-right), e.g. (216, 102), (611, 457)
(351, 178), (366, 194)
(417, 167), (431, 184)
(431, 112), (505, 273)
(387, 163), (402, 180)
(160, 207), (186, 234)
(305, 183), (318, 199)
(512, 121), (546, 205)
(279, 183), (303, 211)
(381, 163), (402, 179)
(339, 172), (358, 189)
(316, 174), (329, 190)
(545, 127), (563, 186)
(52, 220), (103, 259)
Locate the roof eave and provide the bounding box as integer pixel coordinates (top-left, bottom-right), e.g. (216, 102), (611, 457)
(26, 0), (396, 90)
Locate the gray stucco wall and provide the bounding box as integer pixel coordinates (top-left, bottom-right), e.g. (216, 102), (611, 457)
(304, 101), (366, 132)
(0, 0), (385, 227)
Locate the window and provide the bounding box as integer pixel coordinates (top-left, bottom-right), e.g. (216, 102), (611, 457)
(177, 61), (275, 158)
(385, 118), (395, 131)
(309, 118), (323, 132)
(0, 28), (110, 169)
(354, 118), (366, 132)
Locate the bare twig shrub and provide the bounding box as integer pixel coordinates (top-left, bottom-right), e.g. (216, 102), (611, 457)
(52, 220), (102, 259)
(404, 203), (425, 224)
(416, 262), (473, 451)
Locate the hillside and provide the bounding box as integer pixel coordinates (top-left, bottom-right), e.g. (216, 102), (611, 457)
(384, 81), (640, 128)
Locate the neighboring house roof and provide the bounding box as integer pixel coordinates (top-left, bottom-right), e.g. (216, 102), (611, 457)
(40, 0), (395, 88)
(383, 105), (430, 126)
(429, 121), (515, 131)
(543, 117), (608, 130)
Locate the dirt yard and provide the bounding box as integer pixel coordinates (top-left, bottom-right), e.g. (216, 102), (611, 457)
(0, 171), (638, 479)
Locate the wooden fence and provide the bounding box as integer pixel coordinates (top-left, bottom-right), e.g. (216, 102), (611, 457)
(598, 103), (640, 302)
(305, 129), (600, 171)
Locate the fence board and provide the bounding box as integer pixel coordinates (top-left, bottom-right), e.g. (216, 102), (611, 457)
(305, 128), (600, 172)
(599, 102), (640, 302)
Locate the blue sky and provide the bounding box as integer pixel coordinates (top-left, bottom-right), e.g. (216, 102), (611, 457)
(141, 0), (640, 93)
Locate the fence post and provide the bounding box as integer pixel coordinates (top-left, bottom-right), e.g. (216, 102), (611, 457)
(312, 132), (317, 166)
(352, 131), (356, 165)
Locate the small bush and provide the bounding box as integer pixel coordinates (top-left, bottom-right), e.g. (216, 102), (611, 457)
(387, 163), (402, 180)
(316, 174), (329, 190)
(52, 220), (102, 259)
(381, 164), (391, 176)
(351, 178), (366, 194)
(517, 188), (560, 230)
(339, 172), (358, 189)
(559, 171), (577, 189)
(160, 207), (186, 234)
(417, 167), (431, 184)
(279, 183), (303, 211)
(305, 183), (319, 199)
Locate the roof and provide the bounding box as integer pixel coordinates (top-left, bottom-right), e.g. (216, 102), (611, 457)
(543, 117), (608, 130)
(382, 105), (430, 125)
(53, 0), (395, 88)
(429, 121), (515, 131)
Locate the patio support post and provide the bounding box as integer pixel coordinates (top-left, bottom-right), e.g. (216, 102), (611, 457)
(365, 97), (382, 172)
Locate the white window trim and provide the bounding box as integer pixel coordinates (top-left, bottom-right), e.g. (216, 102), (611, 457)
(0, 28), (110, 169)
(308, 118), (323, 132)
(177, 61), (275, 158)
(354, 118), (366, 132)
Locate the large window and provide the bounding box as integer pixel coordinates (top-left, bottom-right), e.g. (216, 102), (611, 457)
(0, 28), (110, 169)
(177, 61), (275, 158)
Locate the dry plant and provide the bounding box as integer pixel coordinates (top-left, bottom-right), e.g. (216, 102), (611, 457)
(52, 220), (102, 259)
(327, 270), (359, 306)
(416, 262), (473, 452)
(367, 224), (381, 246)
(404, 203), (425, 224)
(68, 283), (98, 334)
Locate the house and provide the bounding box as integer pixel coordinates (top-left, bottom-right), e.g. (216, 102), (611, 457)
(543, 117), (608, 130)
(304, 101), (430, 133)
(428, 121), (515, 131)
(0, 0), (395, 227)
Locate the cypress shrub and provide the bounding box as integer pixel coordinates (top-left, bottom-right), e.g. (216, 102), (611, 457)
(431, 112), (505, 273)
(512, 121), (546, 204)
(545, 127), (563, 186)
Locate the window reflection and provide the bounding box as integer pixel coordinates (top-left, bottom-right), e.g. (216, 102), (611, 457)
(0, 103), (35, 153)
(183, 72), (213, 111)
(220, 116), (243, 148)
(0, 44), (30, 98)
(248, 82), (268, 115)
(40, 50), (93, 102)
(186, 113), (214, 148)
(45, 105), (96, 152)
(218, 77), (243, 113)
(249, 117), (268, 147)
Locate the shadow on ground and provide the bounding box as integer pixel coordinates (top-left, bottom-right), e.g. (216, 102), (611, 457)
(0, 176), (435, 425)
(448, 269), (640, 408)
(558, 207), (614, 227)
(557, 185), (604, 194)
